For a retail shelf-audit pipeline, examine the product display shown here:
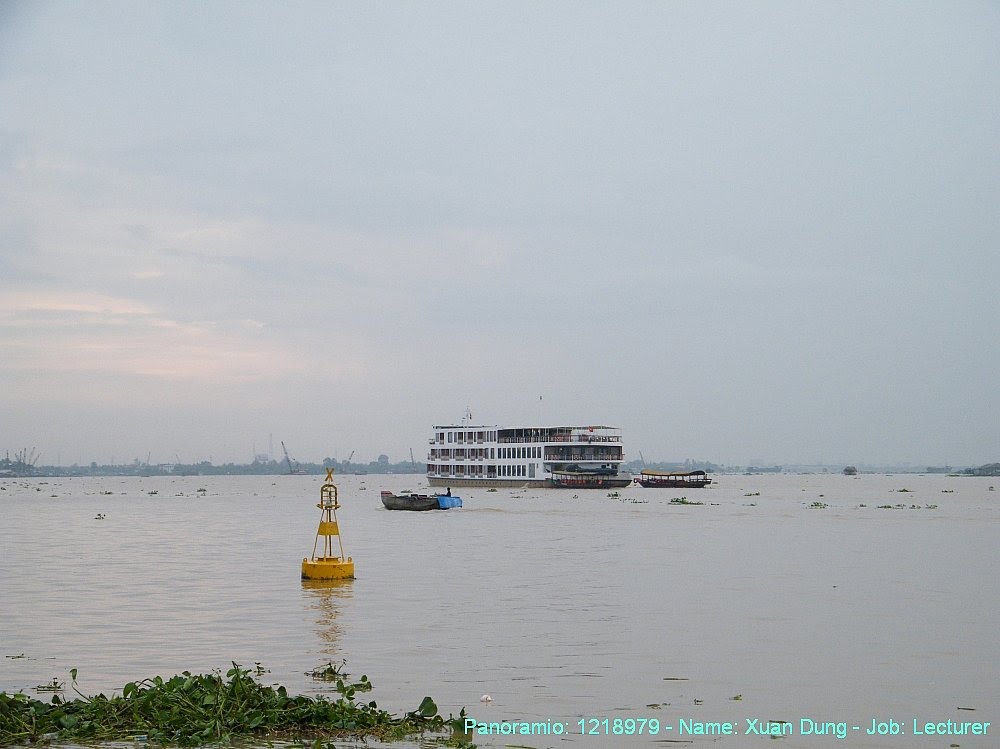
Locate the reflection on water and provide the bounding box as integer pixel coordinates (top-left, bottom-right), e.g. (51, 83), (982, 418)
(1, 473), (998, 747)
(301, 578), (354, 657)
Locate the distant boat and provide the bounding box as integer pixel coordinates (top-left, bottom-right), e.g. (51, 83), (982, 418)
(380, 490), (462, 511)
(636, 470), (713, 488)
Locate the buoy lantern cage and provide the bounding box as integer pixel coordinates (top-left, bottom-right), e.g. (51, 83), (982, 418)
(301, 469), (355, 580)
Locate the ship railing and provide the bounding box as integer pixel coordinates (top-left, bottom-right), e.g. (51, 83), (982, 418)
(496, 435), (620, 444)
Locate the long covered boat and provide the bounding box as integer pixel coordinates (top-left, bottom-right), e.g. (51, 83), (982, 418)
(636, 469), (712, 488)
(427, 423), (629, 489)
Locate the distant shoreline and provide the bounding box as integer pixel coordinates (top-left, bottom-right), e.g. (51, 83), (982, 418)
(2, 461), (997, 479)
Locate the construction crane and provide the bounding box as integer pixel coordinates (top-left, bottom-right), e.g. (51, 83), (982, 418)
(281, 441), (299, 475)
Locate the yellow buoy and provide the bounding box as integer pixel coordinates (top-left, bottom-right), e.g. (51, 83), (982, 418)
(302, 468), (355, 580)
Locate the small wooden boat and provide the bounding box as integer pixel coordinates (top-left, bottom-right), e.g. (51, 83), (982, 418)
(636, 470), (712, 488)
(380, 490), (462, 511)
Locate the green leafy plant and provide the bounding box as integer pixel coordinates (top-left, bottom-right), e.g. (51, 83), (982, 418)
(306, 659), (346, 681)
(0, 664), (458, 746)
(669, 497), (703, 505)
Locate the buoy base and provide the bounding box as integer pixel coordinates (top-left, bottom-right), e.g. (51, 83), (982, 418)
(301, 557), (355, 580)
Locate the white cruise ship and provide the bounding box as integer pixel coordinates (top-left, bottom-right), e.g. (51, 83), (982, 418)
(427, 424), (630, 489)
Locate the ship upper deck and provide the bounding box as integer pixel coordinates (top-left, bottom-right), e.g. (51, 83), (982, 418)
(430, 425), (621, 445)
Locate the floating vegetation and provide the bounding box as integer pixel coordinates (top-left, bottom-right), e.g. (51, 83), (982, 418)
(809, 501), (828, 509)
(669, 497), (703, 505)
(306, 659), (347, 681)
(731, 694), (743, 701)
(607, 491), (621, 498)
(0, 664), (459, 746)
(619, 497), (648, 504)
(744, 492), (760, 497)
(34, 678), (63, 693)
(895, 488), (913, 493)
(876, 503), (938, 510)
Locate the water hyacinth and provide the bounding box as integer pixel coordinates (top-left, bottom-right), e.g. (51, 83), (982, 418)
(0, 663), (465, 746)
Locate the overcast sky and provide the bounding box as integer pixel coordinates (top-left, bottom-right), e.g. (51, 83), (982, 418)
(2, 1), (998, 468)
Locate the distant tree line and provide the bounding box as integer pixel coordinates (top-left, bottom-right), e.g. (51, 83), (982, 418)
(0, 455), (425, 478)
(623, 458), (725, 473)
(5, 454), (1000, 479)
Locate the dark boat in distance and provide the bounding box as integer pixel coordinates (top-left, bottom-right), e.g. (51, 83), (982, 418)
(380, 490), (462, 511)
(636, 470), (713, 488)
